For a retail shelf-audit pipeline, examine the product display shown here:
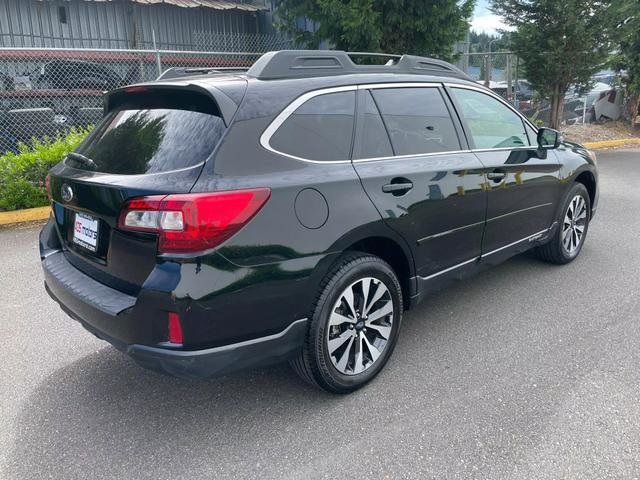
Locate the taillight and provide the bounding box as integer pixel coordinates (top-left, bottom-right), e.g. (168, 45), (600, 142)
(167, 312), (183, 344)
(117, 188), (271, 254)
(45, 174), (52, 201)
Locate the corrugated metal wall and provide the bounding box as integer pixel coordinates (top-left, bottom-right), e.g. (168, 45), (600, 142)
(0, 0), (267, 49)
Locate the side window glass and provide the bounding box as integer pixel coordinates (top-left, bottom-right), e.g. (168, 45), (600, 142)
(370, 87), (461, 156)
(354, 90), (393, 159)
(525, 123), (539, 145)
(451, 88), (530, 149)
(269, 90), (355, 161)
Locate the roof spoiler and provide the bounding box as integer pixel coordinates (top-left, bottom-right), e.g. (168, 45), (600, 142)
(247, 50), (471, 81)
(156, 66), (249, 81)
(104, 83), (240, 126)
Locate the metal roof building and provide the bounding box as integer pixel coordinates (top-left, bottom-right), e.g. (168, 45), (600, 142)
(0, 0), (275, 50)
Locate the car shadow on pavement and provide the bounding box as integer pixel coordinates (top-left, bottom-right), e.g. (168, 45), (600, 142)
(3, 253), (565, 480)
(3, 345), (342, 479)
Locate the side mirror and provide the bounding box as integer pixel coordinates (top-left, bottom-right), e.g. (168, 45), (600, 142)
(537, 127), (561, 149)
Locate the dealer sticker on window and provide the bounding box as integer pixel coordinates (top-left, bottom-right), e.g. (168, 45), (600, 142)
(72, 212), (99, 252)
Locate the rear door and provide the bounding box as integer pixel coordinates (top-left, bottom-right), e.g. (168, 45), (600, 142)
(48, 86), (234, 293)
(352, 84), (487, 279)
(447, 86), (562, 258)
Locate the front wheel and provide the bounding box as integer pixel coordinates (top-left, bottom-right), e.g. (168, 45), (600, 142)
(291, 252), (403, 394)
(535, 182), (591, 264)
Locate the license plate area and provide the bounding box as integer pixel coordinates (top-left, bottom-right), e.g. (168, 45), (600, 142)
(72, 212), (100, 252)
(63, 207), (110, 262)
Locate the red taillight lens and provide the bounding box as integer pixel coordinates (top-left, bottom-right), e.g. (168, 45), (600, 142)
(167, 312), (183, 344)
(45, 174), (52, 201)
(117, 188), (271, 254)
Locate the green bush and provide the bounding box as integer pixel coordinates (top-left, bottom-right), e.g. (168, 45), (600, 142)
(0, 128), (91, 211)
(528, 116), (545, 128)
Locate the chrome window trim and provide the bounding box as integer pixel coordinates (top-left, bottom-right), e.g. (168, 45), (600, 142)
(259, 81), (544, 165)
(472, 146), (537, 153)
(357, 82), (441, 90)
(260, 82), (466, 164)
(259, 85), (357, 165)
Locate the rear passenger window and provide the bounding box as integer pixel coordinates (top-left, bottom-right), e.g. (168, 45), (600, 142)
(354, 90), (393, 159)
(269, 90), (355, 161)
(370, 87), (460, 156)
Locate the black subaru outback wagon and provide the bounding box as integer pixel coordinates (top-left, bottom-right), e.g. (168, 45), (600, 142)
(40, 51), (598, 393)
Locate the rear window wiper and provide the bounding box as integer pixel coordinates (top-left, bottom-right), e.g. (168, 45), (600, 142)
(66, 152), (97, 170)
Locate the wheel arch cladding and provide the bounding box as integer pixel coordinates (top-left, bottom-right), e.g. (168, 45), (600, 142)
(345, 236), (413, 310)
(575, 170), (596, 212)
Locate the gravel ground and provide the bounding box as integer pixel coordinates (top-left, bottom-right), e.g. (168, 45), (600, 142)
(562, 121), (639, 145)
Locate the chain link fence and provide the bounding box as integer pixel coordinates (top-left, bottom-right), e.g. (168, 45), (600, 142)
(0, 46), (626, 155)
(455, 52), (624, 128)
(0, 42), (283, 155)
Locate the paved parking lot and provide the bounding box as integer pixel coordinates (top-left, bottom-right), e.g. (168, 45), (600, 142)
(1, 149), (640, 480)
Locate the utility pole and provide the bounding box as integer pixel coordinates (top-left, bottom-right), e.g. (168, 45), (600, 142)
(506, 54), (512, 102)
(484, 54), (491, 87)
(485, 38), (500, 89)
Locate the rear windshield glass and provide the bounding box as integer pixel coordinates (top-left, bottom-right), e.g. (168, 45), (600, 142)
(70, 94), (225, 175)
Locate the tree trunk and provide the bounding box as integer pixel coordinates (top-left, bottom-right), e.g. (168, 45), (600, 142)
(627, 93), (639, 129)
(549, 84), (565, 130)
(549, 86), (559, 130)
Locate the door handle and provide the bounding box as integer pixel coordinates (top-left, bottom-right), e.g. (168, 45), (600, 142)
(486, 170), (506, 183)
(382, 181), (413, 195)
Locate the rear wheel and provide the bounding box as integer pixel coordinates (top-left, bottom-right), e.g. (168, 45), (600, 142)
(291, 252), (403, 393)
(535, 182), (591, 264)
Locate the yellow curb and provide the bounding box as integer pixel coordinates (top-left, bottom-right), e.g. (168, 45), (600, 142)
(0, 206), (50, 226)
(583, 138), (640, 150)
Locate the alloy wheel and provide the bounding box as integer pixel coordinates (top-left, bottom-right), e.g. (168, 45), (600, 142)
(326, 277), (394, 376)
(562, 194), (587, 254)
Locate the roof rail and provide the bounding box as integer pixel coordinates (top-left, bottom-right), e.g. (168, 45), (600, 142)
(247, 50), (471, 81)
(156, 66), (249, 81)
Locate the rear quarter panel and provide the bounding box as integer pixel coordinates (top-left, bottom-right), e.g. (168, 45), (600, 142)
(183, 81), (410, 340)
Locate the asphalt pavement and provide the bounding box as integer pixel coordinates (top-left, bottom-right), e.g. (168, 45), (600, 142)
(1, 149), (640, 480)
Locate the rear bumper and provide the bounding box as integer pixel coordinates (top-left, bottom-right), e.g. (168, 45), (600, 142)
(125, 319), (307, 378)
(42, 249), (307, 379)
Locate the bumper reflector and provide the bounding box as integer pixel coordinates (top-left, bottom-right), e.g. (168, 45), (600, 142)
(167, 312), (183, 344)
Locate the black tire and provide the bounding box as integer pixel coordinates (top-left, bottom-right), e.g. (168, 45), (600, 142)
(534, 182), (591, 264)
(290, 252), (403, 394)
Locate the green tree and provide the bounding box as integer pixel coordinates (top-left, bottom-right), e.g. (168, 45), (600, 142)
(491, 0), (620, 129)
(612, 1), (640, 127)
(275, 0), (475, 61)
(468, 31), (508, 53)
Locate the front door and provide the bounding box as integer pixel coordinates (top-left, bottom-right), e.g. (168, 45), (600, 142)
(351, 85), (487, 279)
(447, 86), (562, 259)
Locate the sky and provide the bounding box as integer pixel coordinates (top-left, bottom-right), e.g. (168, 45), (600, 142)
(470, 1), (511, 35)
